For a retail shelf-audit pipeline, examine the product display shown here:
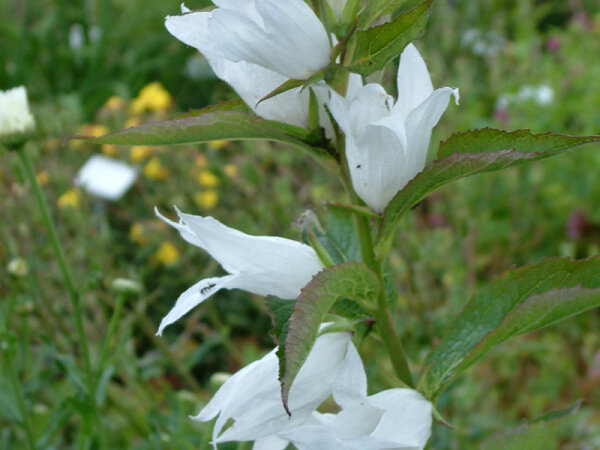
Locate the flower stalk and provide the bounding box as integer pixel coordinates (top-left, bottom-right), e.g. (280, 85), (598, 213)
(340, 136), (415, 388)
(16, 144), (101, 435)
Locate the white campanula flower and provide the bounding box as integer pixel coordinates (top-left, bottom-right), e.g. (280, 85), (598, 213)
(0, 86), (35, 145)
(165, 1), (332, 129)
(155, 207), (323, 335)
(194, 330), (356, 449)
(329, 44), (459, 213)
(281, 342), (433, 450)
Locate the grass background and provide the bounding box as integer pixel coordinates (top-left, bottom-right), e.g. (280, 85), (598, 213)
(1, 0), (600, 448)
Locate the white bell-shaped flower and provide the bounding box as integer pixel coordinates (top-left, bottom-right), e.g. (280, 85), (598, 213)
(329, 44), (459, 213)
(155, 207), (323, 335)
(194, 330), (356, 449)
(0, 86), (35, 143)
(280, 343), (433, 449)
(165, 1), (332, 128)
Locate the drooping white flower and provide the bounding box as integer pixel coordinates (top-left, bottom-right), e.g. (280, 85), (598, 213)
(280, 343), (433, 449)
(0, 86), (36, 144)
(329, 44), (459, 213)
(165, 1), (332, 128)
(193, 329), (357, 449)
(155, 207), (323, 335)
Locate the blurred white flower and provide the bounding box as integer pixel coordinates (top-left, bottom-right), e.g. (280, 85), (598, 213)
(155, 207), (323, 335)
(461, 28), (506, 58)
(281, 343), (433, 449)
(329, 44), (459, 213)
(518, 84), (554, 106)
(165, 1), (332, 128)
(75, 155), (138, 201)
(7, 257), (29, 277)
(68, 24), (85, 50)
(0, 86), (35, 143)
(194, 330), (356, 449)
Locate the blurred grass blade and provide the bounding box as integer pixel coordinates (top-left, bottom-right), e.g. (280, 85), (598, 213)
(279, 262), (379, 414)
(344, 0), (433, 76)
(418, 257), (600, 399)
(375, 129), (600, 258)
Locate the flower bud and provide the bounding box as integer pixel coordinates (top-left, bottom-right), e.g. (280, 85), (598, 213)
(0, 86), (36, 148)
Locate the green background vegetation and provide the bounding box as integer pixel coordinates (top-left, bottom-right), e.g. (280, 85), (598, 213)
(1, 0), (600, 448)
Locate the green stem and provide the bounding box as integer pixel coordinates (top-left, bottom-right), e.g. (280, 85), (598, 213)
(355, 214), (415, 388)
(374, 293), (414, 387)
(16, 145), (101, 437)
(96, 293), (126, 381)
(7, 350), (36, 450)
(338, 139), (414, 388)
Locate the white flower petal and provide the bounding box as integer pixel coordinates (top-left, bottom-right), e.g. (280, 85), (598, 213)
(174, 209), (323, 299)
(208, 0), (330, 80)
(327, 0), (347, 20)
(165, 12), (218, 56)
(368, 389), (433, 449)
(332, 336), (368, 408)
(206, 55), (312, 127)
(0, 86), (35, 137)
(346, 72), (364, 99)
(166, 1), (331, 127)
(156, 275), (237, 335)
(394, 43), (434, 120)
(252, 435), (289, 450)
(194, 332), (354, 445)
(347, 119), (407, 213)
(404, 86), (460, 179)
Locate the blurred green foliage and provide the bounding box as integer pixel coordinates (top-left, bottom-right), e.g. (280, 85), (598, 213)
(1, 0), (600, 448)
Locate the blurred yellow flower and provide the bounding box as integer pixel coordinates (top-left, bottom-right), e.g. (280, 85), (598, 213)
(195, 153), (207, 168)
(198, 170), (219, 188)
(224, 164), (238, 178)
(58, 189), (81, 209)
(104, 96), (126, 111)
(208, 140), (229, 150)
(36, 171), (50, 186)
(194, 190), (219, 209)
(70, 124), (108, 150)
(130, 82), (172, 115)
(154, 241), (180, 266)
(125, 117), (142, 128)
(130, 146), (153, 163)
(86, 124), (109, 137)
(143, 157), (169, 180)
(129, 222), (149, 245)
(102, 144), (117, 156)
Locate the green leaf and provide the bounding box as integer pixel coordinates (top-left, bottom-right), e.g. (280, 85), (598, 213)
(438, 128), (600, 158)
(375, 129), (600, 258)
(345, 0), (433, 77)
(256, 78), (306, 106)
(358, 0), (411, 28)
(280, 262), (379, 413)
(74, 101), (335, 167)
(482, 400), (582, 450)
(418, 257), (600, 399)
(266, 296), (294, 348)
(532, 399), (583, 423)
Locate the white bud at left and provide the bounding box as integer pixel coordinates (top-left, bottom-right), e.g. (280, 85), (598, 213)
(0, 86), (36, 146)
